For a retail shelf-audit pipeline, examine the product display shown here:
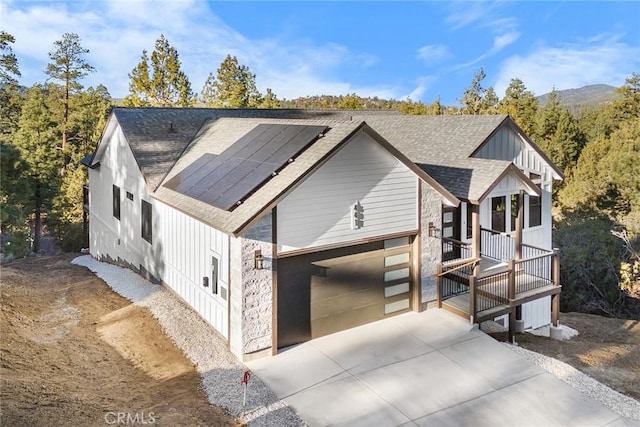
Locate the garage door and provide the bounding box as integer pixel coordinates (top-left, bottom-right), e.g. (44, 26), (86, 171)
(277, 236), (414, 348)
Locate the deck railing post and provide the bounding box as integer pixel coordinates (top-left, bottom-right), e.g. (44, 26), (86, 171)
(437, 264), (443, 308)
(472, 205), (480, 259)
(552, 248), (560, 286)
(515, 190), (524, 261)
(508, 259), (516, 300)
(551, 248), (560, 326)
(469, 275), (476, 323)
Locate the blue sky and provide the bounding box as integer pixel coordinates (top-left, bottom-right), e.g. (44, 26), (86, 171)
(2, 0), (639, 105)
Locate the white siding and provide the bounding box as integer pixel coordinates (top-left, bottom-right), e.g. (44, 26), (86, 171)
(154, 200), (230, 338)
(522, 297), (551, 329)
(88, 122), (230, 339)
(277, 131), (418, 253)
(474, 127), (556, 329)
(89, 126), (148, 265)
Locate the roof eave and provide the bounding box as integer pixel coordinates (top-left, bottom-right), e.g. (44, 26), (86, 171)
(476, 163), (541, 204)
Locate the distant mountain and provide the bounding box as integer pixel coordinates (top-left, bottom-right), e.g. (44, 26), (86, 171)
(537, 84), (618, 113)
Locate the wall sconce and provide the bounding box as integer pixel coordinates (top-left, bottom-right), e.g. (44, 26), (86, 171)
(428, 222), (440, 238)
(202, 276), (209, 287)
(254, 250), (264, 270)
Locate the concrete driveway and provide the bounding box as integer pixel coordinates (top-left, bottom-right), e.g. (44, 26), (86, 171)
(247, 309), (630, 427)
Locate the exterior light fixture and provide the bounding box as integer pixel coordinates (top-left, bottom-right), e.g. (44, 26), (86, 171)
(428, 222), (440, 238)
(254, 250), (264, 270)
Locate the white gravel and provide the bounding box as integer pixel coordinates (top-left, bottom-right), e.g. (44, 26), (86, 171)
(72, 255), (304, 426)
(506, 344), (640, 421)
(73, 255), (640, 425)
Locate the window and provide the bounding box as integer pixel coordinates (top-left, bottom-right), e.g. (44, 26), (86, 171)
(510, 194), (520, 232)
(126, 191), (134, 201)
(491, 196), (506, 232)
(112, 185), (121, 220)
(141, 200), (152, 244)
(211, 255), (227, 300)
(529, 187), (542, 227)
(210, 255), (218, 294)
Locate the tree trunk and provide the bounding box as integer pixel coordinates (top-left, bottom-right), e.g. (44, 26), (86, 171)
(33, 182), (41, 254)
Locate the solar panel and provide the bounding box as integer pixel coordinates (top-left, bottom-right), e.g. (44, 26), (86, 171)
(164, 124), (329, 211)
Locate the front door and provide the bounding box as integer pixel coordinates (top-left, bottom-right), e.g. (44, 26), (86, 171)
(442, 205), (461, 261)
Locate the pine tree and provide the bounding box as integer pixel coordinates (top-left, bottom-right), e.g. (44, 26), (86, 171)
(201, 55), (263, 108)
(123, 35), (193, 107)
(611, 73), (640, 125)
(260, 88), (280, 108)
(1, 31), (23, 139)
(13, 86), (63, 253)
(46, 33), (95, 154)
(338, 93), (363, 109)
(459, 68), (499, 114)
(498, 78), (539, 135)
(51, 84), (112, 247)
(534, 90), (584, 173)
(0, 143), (30, 234)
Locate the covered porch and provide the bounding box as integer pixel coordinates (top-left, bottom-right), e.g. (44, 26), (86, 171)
(436, 198), (561, 341)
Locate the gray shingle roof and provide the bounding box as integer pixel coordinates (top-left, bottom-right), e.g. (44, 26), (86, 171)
(154, 117), (365, 235)
(355, 114), (514, 201)
(103, 108), (536, 235)
(113, 107), (359, 190)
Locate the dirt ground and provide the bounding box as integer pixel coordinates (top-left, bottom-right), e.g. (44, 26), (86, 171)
(2, 255), (638, 426)
(0, 254), (240, 427)
(489, 312), (640, 401)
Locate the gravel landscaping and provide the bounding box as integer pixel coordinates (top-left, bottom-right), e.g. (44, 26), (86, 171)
(508, 344), (640, 421)
(73, 255), (639, 425)
(72, 255), (303, 426)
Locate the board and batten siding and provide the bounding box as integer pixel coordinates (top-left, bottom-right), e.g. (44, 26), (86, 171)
(154, 200), (230, 338)
(277, 131), (418, 253)
(88, 125), (149, 266)
(88, 120), (230, 339)
(473, 128), (557, 330)
(475, 127), (556, 183)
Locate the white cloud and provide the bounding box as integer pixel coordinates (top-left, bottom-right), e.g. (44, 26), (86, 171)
(1, 0), (388, 100)
(404, 76), (438, 101)
(416, 45), (450, 65)
(492, 30), (520, 53)
(495, 35), (640, 96)
(445, 1), (501, 29)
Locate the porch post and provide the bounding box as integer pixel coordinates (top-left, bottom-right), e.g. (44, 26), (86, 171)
(471, 203), (480, 259)
(436, 264), (443, 308)
(551, 248), (560, 327)
(508, 259), (516, 342)
(469, 275), (476, 323)
(508, 309), (515, 343)
(515, 190), (524, 261)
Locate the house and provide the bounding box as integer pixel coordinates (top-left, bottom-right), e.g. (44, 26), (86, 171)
(83, 107), (562, 361)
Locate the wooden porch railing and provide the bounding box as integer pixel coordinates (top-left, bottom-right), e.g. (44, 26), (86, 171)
(442, 237), (472, 263)
(437, 249), (559, 323)
(436, 257), (477, 304)
(480, 227), (514, 261)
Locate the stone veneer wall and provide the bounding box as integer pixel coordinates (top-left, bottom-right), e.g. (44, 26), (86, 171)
(420, 185), (443, 303)
(237, 212), (274, 356)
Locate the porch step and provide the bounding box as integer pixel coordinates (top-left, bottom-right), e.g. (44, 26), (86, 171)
(442, 293), (511, 323)
(441, 299), (470, 321)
